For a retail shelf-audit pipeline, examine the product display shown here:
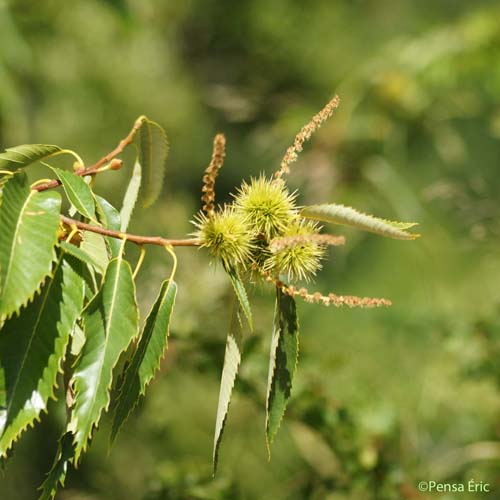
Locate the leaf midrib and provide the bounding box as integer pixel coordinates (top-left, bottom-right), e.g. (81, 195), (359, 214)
(3, 188), (37, 299)
(81, 254), (125, 433)
(3, 256), (63, 423)
(56, 170), (93, 219)
(127, 282), (172, 393)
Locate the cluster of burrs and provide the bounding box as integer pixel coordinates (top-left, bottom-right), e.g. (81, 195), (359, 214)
(192, 95), (390, 308)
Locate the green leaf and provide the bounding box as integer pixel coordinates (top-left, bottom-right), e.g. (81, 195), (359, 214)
(0, 256), (84, 456)
(136, 118), (169, 208)
(79, 231), (109, 274)
(95, 195), (122, 259)
(70, 255), (139, 462)
(110, 280), (177, 443)
(224, 265), (253, 331)
(0, 144), (62, 173)
(0, 172), (61, 320)
(119, 159), (141, 232)
(213, 301), (243, 475)
(58, 241), (101, 270)
(300, 204), (420, 240)
(38, 432), (75, 500)
(70, 323), (86, 357)
(265, 287), (299, 454)
(48, 167), (96, 221)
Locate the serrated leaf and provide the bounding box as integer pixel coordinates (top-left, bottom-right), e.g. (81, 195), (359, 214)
(136, 119), (168, 208)
(213, 301), (243, 475)
(110, 280), (177, 444)
(0, 256), (84, 456)
(0, 144), (62, 172)
(57, 242), (100, 300)
(300, 204), (420, 240)
(95, 195), (122, 259)
(223, 265), (253, 331)
(70, 255), (139, 462)
(265, 287), (299, 454)
(79, 231), (108, 274)
(0, 173), (61, 319)
(49, 167), (96, 221)
(119, 159), (141, 232)
(70, 323), (86, 357)
(38, 432), (75, 500)
(58, 241), (101, 270)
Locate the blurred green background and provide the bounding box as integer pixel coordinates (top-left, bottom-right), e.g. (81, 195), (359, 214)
(1, 1), (500, 499)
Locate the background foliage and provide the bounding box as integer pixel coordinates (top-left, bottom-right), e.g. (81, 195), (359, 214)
(1, 0), (500, 498)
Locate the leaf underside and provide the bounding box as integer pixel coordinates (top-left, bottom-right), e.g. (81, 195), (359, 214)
(0, 144), (62, 173)
(213, 301), (243, 475)
(300, 204), (420, 240)
(58, 241), (101, 270)
(0, 256), (84, 456)
(110, 280), (177, 443)
(119, 159), (141, 232)
(224, 265), (253, 331)
(136, 119), (169, 208)
(49, 166), (96, 221)
(79, 231), (109, 274)
(95, 195), (122, 259)
(69, 256), (139, 462)
(265, 287), (299, 455)
(0, 172), (61, 320)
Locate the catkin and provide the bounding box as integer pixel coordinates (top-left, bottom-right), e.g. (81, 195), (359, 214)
(278, 282), (392, 308)
(201, 133), (226, 217)
(275, 95), (340, 180)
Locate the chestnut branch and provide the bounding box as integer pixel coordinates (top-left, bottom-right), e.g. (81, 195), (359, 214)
(33, 116), (147, 192)
(61, 215), (200, 247)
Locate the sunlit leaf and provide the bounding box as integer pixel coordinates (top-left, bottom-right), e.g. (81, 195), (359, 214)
(0, 173), (61, 319)
(49, 167), (96, 221)
(0, 256), (84, 456)
(136, 118), (168, 208)
(70, 255), (139, 462)
(265, 287), (299, 454)
(300, 204), (420, 240)
(58, 241), (101, 270)
(95, 195), (122, 258)
(70, 323), (86, 358)
(119, 159), (141, 232)
(223, 265), (253, 331)
(79, 231), (108, 274)
(110, 280), (177, 443)
(0, 144), (62, 173)
(213, 301), (243, 474)
(58, 243), (101, 300)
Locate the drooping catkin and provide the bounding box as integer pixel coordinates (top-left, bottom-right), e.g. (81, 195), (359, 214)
(274, 95), (340, 180)
(257, 268), (391, 308)
(202, 133), (226, 217)
(278, 282), (392, 308)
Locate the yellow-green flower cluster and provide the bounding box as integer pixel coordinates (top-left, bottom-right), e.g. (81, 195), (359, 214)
(192, 207), (255, 269)
(233, 176), (296, 239)
(193, 176), (326, 282)
(265, 219), (325, 282)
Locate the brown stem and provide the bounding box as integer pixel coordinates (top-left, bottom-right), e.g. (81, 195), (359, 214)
(33, 116), (146, 192)
(61, 215), (200, 247)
